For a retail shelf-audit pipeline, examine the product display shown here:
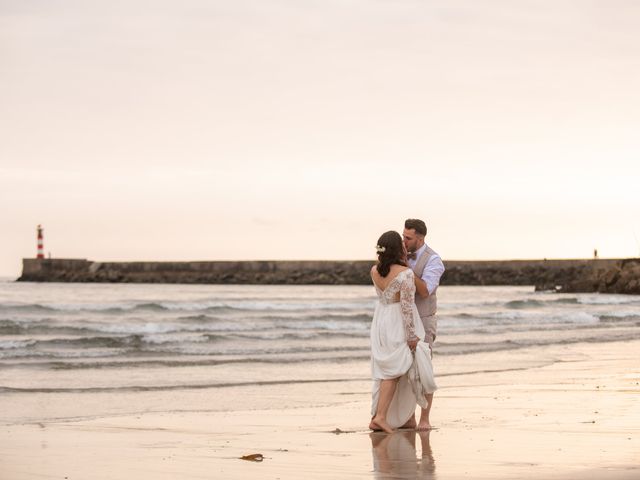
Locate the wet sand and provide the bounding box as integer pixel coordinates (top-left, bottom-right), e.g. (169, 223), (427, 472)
(1, 339), (639, 479)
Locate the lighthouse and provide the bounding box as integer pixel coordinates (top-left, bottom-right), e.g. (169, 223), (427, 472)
(37, 225), (44, 259)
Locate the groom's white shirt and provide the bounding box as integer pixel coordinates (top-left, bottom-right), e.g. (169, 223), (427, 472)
(407, 243), (445, 295)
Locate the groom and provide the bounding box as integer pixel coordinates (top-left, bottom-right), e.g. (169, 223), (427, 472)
(403, 218), (445, 430)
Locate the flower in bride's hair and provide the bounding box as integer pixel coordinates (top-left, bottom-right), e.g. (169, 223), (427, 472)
(375, 245), (386, 253)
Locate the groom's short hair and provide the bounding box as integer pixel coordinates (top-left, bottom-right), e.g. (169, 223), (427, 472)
(404, 218), (427, 236)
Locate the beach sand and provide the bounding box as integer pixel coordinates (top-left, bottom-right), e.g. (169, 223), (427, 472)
(2, 339), (639, 479)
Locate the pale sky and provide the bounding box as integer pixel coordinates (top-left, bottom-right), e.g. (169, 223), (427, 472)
(1, 0), (639, 277)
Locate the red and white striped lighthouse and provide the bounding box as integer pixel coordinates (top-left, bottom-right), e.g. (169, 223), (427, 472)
(37, 225), (44, 259)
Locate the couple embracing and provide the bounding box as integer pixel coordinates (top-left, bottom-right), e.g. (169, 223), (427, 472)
(369, 219), (445, 434)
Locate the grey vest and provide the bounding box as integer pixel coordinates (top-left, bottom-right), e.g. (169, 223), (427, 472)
(411, 246), (438, 344)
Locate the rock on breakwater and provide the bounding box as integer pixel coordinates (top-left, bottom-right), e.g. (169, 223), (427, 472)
(17, 257), (640, 293)
(557, 258), (640, 294)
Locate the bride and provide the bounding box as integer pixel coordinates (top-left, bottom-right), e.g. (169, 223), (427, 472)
(369, 231), (437, 434)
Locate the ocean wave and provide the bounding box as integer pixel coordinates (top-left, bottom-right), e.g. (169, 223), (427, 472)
(460, 323), (609, 335)
(0, 341), (370, 361)
(0, 316), (370, 338)
(505, 297), (580, 309)
(0, 320), (105, 336)
(255, 312), (373, 322)
(0, 302), (175, 314)
(0, 327), (370, 356)
(576, 295), (640, 305)
(599, 314), (640, 323)
(0, 339), (37, 350)
(0, 304), (57, 313)
(0, 348), (123, 360)
(0, 299), (374, 315)
(175, 314), (221, 323)
(141, 333), (212, 345)
(175, 312), (373, 324)
(504, 299), (545, 309)
(276, 319), (370, 331)
(25, 335), (146, 349)
(445, 310), (601, 325)
(0, 333), (204, 353)
(0, 320), (28, 335)
(489, 311), (599, 325)
(73, 321), (256, 335)
(203, 330), (368, 342)
(551, 297), (581, 304)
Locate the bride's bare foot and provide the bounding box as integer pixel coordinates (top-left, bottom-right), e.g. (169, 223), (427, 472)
(370, 416), (394, 434)
(416, 420), (432, 431)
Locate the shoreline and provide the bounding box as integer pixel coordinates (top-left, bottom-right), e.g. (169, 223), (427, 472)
(2, 339), (639, 479)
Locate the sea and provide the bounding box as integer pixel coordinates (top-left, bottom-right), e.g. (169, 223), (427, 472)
(1, 279), (639, 422)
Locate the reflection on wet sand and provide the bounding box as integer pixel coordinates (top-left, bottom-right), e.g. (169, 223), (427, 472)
(370, 430), (436, 479)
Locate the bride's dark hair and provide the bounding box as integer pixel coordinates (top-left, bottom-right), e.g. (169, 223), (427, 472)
(375, 231), (407, 277)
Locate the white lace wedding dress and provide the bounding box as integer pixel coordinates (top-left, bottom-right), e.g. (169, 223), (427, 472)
(371, 268), (437, 428)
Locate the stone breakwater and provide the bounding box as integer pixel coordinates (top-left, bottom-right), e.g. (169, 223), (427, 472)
(16, 257), (640, 294)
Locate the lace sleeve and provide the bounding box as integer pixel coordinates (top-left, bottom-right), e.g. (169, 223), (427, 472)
(400, 270), (418, 341)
